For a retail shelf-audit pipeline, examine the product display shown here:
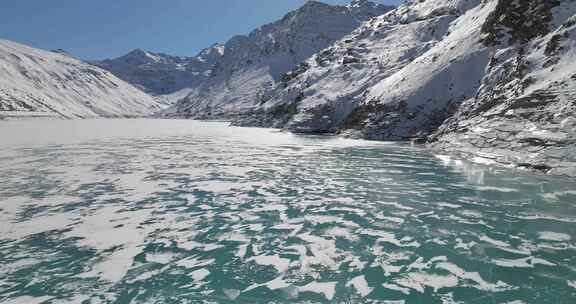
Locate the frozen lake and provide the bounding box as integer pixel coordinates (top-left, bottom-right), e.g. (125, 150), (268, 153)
(0, 119), (575, 303)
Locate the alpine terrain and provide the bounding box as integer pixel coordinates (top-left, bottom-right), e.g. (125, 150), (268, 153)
(92, 44), (224, 102)
(2, 1), (576, 303)
(165, 0), (576, 176)
(0, 39), (164, 119)
(160, 0), (394, 118)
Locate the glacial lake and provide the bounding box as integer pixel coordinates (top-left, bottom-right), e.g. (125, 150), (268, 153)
(0, 119), (575, 304)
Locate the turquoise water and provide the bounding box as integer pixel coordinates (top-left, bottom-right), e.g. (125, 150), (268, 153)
(0, 119), (575, 304)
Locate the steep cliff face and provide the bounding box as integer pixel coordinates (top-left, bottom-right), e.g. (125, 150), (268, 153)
(92, 44), (224, 96)
(0, 39), (163, 119)
(431, 0), (576, 176)
(161, 0), (394, 118)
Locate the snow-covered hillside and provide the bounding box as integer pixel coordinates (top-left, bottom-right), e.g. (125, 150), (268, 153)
(92, 44), (224, 97)
(232, 0), (489, 134)
(0, 39), (164, 119)
(161, 0), (394, 118)
(223, 0), (576, 176)
(431, 0), (576, 176)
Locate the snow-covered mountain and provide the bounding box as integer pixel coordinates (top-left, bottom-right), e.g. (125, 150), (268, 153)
(231, 0), (489, 133)
(161, 0), (394, 118)
(5, 0), (573, 175)
(431, 0), (576, 176)
(0, 38), (164, 119)
(92, 44), (224, 97)
(221, 0), (576, 176)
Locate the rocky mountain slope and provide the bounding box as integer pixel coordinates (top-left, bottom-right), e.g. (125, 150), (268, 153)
(161, 0), (394, 118)
(92, 44), (224, 97)
(431, 0), (576, 176)
(232, 0), (490, 134)
(223, 0), (576, 176)
(0, 39), (164, 119)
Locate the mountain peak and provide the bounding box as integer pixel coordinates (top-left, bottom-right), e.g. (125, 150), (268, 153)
(293, 0), (335, 17)
(94, 44), (224, 95)
(281, 0), (392, 27)
(197, 43), (225, 62)
(126, 48), (151, 57)
(300, 0), (331, 8)
(118, 48), (163, 65)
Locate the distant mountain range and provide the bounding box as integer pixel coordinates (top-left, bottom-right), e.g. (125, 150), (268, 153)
(93, 0), (393, 109)
(91, 44), (224, 97)
(1, 0), (575, 176)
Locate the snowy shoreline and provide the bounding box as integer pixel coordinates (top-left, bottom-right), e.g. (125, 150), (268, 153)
(4, 113), (573, 178)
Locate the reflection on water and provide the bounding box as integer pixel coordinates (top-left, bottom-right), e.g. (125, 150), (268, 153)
(435, 154), (488, 185)
(0, 119), (575, 304)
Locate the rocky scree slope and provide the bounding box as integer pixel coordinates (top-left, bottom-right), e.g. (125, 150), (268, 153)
(0, 39), (164, 119)
(160, 0), (394, 118)
(232, 0), (576, 176)
(92, 44), (224, 99)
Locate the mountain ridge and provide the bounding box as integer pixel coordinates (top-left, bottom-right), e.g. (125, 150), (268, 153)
(224, 0), (576, 176)
(3, 0), (575, 176)
(155, 0), (394, 117)
(0, 38), (164, 119)
(92, 43), (224, 97)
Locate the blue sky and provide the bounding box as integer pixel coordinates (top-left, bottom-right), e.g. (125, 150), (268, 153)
(0, 0), (400, 60)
